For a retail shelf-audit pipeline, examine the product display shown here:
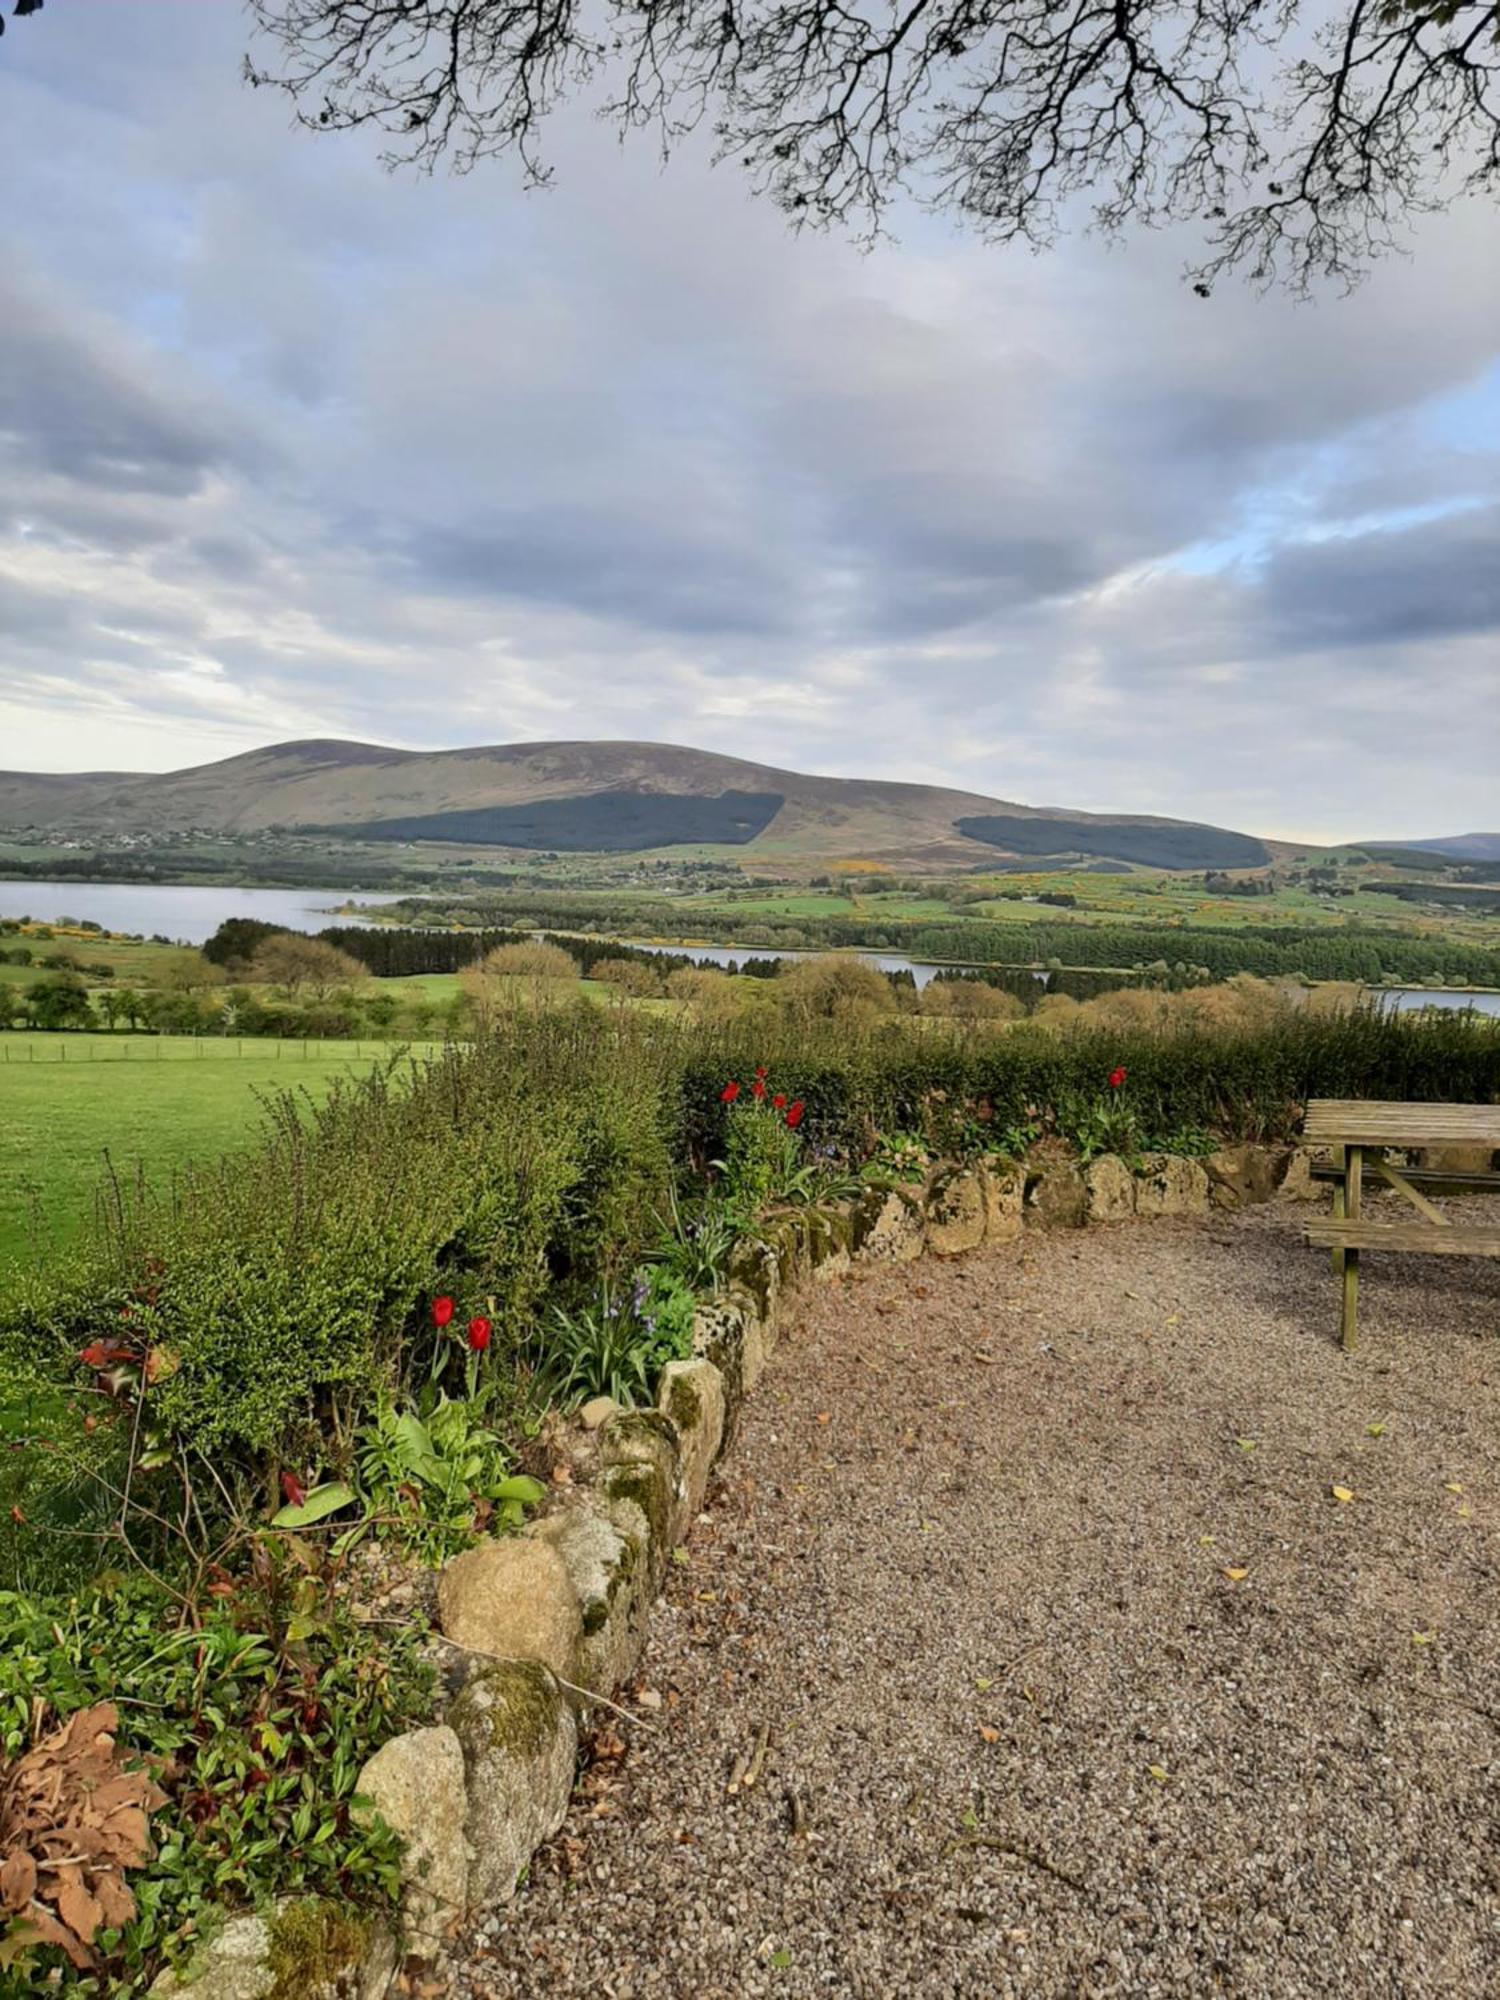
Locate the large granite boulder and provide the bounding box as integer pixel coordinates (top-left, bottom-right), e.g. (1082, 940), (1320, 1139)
(437, 1537), (582, 1677)
(1134, 1153), (1212, 1216)
(727, 1238), (781, 1326)
(979, 1161), (1024, 1242)
(1027, 1160), (1087, 1229)
(857, 1186), (926, 1262)
(149, 1901), (396, 2000)
(923, 1167), (987, 1256)
(353, 1726), (467, 1948)
(1277, 1145), (1329, 1201)
(657, 1357), (727, 1534)
(1205, 1144), (1288, 1209)
(531, 1497), (649, 1699)
(1083, 1154), (1136, 1222)
(448, 1661), (578, 1910)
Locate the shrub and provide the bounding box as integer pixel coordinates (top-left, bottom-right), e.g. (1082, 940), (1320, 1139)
(592, 956), (664, 1000)
(775, 954), (896, 1025)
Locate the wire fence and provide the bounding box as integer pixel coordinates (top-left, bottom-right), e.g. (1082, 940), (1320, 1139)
(0, 1037), (391, 1065)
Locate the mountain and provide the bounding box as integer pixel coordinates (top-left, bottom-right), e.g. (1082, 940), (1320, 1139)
(0, 738), (1280, 871)
(1377, 834), (1500, 863)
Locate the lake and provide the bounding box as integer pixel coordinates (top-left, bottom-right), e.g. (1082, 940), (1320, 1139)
(2, 883), (1495, 1015)
(0, 880), (405, 945)
(615, 937), (969, 989)
(1382, 987), (1500, 1019)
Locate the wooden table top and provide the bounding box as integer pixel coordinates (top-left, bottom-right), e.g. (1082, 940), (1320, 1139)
(1303, 1099), (1500, 1147)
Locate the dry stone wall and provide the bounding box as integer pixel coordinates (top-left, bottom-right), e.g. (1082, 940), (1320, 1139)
(159, 1144), (1319, 1995)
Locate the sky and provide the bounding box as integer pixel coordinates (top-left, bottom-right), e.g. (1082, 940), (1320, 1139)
(0, 7), (1497, 844)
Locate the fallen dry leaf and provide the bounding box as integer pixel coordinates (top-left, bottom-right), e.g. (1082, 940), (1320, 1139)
(0, 1703), (166, 1972)
(1222, 1567), (1249, 1583)
(978, 1726), (1000, 1744)
(1331, 1485), (1355, 1505)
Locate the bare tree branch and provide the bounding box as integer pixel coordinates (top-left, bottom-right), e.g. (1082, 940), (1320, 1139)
(241, 0), (1499, 286)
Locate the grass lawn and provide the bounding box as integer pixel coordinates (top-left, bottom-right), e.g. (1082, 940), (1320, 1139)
(0, 1034), (443, 1278)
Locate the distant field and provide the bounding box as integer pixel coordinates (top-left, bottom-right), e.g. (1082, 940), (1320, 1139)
(0, 1035), (443, 1277)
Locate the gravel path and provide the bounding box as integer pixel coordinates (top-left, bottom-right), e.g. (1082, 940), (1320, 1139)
(460, 1206), (1500, 1999)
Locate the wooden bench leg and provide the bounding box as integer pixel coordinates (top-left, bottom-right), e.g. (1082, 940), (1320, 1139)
(1340, 1147), (1363, 1351)
(1330, 1146), (1346, 1276)
(1341, 1247), (1359, 1351)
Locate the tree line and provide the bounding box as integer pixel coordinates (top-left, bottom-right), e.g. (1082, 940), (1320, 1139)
(361, 898), (1500, 987)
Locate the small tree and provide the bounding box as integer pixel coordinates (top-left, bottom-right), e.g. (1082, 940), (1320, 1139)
(248, 934), (365, 1001)
(26, 979), (94, 1031)
(460, 939), (579, 1023)
(156, 951), (227, 996)
(665, 966), (751, 1026)
(921, 979), (1026, 1022)
(592, 957), (664, 1002)
(201, 917), (288, 970)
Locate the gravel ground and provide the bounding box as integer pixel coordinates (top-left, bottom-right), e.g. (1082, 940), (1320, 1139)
(457, 1204), (1500, 1999)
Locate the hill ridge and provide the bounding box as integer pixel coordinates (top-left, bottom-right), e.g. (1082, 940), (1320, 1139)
(0, 737), (1286, 870)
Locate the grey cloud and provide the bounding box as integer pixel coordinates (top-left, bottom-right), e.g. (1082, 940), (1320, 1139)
(1262, 506), (1500, 650)
(0, 276), (232, 498)
(0, 2), (1496, 838)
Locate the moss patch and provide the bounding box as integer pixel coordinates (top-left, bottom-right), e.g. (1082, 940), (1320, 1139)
(602, 1408), (679, 1464)
(266, 1898), (370, 2000)
(579, 1531), (640, 1636)
(665, 1373), (702, 1433)
(468, 1658), (561, 1760)
(603, 1461), (671, 1560)
(727, 1240), (778, 1319)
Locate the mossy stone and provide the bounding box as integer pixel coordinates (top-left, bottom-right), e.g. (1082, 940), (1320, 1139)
(465, 1657), (560, 1758)
(727, 1239), (779, 1321)
(449, 1660), (578, 1909)
(266, 1901), (369, 2000)
(665, 1372), (702, 1431)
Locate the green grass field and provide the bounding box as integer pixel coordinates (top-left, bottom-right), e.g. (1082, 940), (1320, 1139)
(0, 1035), (443, 1277)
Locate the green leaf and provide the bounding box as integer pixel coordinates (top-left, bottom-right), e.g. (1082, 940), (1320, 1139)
(492, 1475), (546, 1507)
(271, 1482), (358, 1528)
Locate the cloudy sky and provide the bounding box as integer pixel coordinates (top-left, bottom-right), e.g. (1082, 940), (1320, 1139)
(1, 7), (1497, 842)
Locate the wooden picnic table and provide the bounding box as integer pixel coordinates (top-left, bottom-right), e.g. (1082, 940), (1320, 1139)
(1301, 1100), (1500, 1349)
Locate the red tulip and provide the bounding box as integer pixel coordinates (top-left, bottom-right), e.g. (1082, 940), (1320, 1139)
(721, 1081), (741, 1103)
(755, 1067), (768, 1079)
(1108, 1066), (1127, 1090)
(751, 1080), (766, 1100)
(772, 1094), (786, 1109)
(432, 1295), (455, 1329)
(467, 1316), (492, 1353)
(280, 1471), (307, 1509)
(785, 1100), (805, 1129)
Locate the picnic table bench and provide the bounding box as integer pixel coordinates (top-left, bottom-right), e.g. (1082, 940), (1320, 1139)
(1301, 1100), (1500, 1349)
